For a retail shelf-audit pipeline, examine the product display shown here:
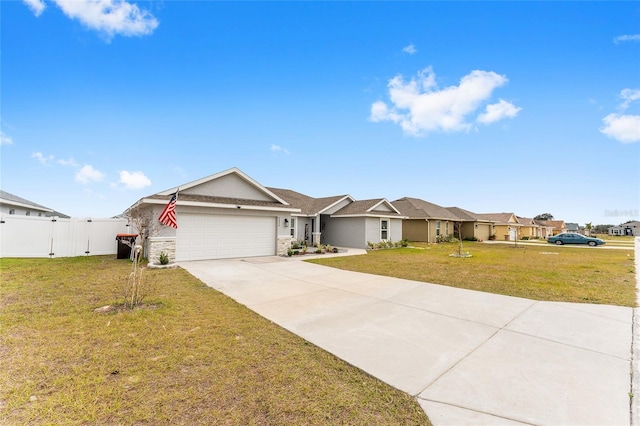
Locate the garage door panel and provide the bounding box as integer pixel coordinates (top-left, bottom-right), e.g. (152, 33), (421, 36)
(177, 214), (276, 260)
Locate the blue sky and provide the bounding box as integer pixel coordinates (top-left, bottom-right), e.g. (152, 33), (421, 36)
(2, 1), (639, 226)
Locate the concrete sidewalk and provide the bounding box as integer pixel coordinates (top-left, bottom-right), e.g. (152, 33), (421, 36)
(180, 255), (633, 425)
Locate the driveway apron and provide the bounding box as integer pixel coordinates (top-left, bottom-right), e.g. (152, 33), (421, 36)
(180, 256), (633, 426)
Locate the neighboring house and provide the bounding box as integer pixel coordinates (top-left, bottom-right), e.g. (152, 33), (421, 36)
(536, 220), (566, 236)
(608, 221), (640, 236)
(391, 197), (462, 243)
(127, 168), (299, 262)
(268, 187), (404, 249)
(516, 216), (539, 239)
(0, 190), (69, 218)
(533, 220), (555, 239)
(446, 207), (494, 241)
(323, 198), (404, 248)
(565, 223), (580, 233)
(477, 213), (521, 241)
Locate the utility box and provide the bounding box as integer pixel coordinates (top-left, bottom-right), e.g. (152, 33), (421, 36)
(115, 234), (138, 259)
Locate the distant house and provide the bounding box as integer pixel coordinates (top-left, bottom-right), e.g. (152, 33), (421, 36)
(446, 207), (494, 241)
(0, 190), (69, 218)
(536, 220), (566, 236)
(608, 221), (640, 236)
(477, 213), (521, 241)
(391, 197), (462, 243)
(516, 216), (539, 239)
(565, 223), (580, 233)
(269, 187), (404, 249)
(533, 220), (555, 238)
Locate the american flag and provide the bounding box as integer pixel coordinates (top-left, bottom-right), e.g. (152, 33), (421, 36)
(158, 192), (178, 228)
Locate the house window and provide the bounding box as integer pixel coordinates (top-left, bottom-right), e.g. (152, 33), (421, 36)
(38, 212), (42, 217)
(445, 221), (449, 235)
(436, 221), (441, 236)
(290, 218), (296, 238)
(26, 211), (31, 216)
(381, 220), (389, 240)
(9, 209), (15, 215)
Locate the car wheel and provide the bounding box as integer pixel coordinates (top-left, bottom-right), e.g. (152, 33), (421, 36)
(555, 240), (564, 245)
(588, 241), (597, 247)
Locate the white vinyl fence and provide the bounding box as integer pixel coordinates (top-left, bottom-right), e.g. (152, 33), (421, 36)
(0, 215), (130, 258)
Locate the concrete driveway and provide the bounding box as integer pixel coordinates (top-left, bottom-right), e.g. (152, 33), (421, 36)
(180, 253), (633, 425)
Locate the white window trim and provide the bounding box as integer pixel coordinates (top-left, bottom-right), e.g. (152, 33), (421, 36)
(290, 218), (296, 238)
(380, 219), (389, 241)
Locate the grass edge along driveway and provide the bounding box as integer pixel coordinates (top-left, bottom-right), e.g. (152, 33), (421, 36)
(309, 242), (636, 307)
(0, 256), (431, 425)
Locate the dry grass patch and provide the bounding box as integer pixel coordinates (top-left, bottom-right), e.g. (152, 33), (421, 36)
(309, 242), (636, 306)
(0, 256), (430, 425)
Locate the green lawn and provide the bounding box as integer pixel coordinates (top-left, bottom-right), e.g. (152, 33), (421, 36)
(309, 242), (637, 307)
(0, 256), (430, 425)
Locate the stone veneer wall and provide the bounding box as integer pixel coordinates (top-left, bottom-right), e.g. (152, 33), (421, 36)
(277, 236), (292, 256)
(148, 237), (176, 263)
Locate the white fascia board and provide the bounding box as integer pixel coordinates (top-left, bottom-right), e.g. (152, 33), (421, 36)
(367, 198), (402, 215)
(156, 167), (290, 206)
(317, 195), (356, 214)
(141, 198), (300, 213)
(331, 213), (408, 219)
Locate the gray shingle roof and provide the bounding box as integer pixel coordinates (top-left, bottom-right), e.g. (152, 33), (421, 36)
(144, 193), (292, 210)
(392, 197), (461, 220)
(332, 199), (403, 217)
(477, 213), (518, 224)
(0, 190), (68, 217)
(446, 206), (493, 222)
(267, 187), (349, 215)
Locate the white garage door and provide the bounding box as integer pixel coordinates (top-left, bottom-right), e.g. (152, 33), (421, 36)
(177, 214), (276, 261)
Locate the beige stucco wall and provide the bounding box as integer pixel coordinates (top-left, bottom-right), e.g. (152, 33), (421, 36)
(402, 219), (429, 242)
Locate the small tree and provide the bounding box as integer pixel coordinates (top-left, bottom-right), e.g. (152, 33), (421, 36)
(125, 204), (158, 259)
(585, 222), (592, 237)
(123, 245), (148, 308)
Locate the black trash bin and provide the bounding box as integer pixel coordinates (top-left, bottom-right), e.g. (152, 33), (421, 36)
(116, 234), (138, 259)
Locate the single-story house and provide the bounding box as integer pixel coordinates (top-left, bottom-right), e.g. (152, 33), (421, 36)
(391, 197), (463, 243)
(533, 220), (555, 239)
(477, 213), (521, 241)
(565, 222), (580, 233)
(536, 220), (566, 236)
(446, 207), (494, 241)
(0, 190), (69, 218)
(127, 168), (299, 262)
(127, 167), (405, 262)
(516, 216), (539, 239)
(267, 188), (404, 249)
(608, 221), (640, 236)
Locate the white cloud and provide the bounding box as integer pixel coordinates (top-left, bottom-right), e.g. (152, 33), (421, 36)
(25, 0), (158, 39)
(270, 144), (290, 155)
(118, 170), (151, 189)
(23, 0), (46, 16)
(402, 44), (417, 55)
(620, 88), (640, 110)
(614, 34), (640, 44)
(75, 164), (105, 184)
(600, 114), (640, 143)
(478, 99), (522, 124)
(58, 157), (79, 167)
(600, 88), (640, 143)
(370, 66), (518, 136)
(0, 131), (13, 146)
(32, 151), (54, 165)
